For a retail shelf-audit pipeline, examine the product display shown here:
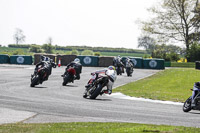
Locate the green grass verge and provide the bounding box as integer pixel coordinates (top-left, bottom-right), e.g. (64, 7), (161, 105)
(0, 122), (199, 133)
(113, 68), (200, 102)
(171, 62), (195, 68)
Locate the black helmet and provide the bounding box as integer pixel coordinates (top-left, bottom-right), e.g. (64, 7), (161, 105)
(40, 56), (45, 61)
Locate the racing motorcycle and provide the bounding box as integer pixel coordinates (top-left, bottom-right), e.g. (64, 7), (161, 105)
(116, 66), (123, 75)
(125, 61), (134, 77)
(30, 65), (49, 87)
(83, 70), (117, 99)
(183, 88), (200, 112)
(62, 67), (76, 86)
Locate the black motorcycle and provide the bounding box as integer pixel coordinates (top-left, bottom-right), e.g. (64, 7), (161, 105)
(116, 66), (123, 75)
(183, 89), (200, 112)
(30, 65), (49, 87)
(83, 71), (116, 99)
(62, 67), (76, 86)
(126, 67), (133, 77)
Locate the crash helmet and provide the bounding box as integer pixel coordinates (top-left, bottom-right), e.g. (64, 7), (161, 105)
(74, 58), (80, 63)
(108, 66), (115, 70)
(40, 55), (46, 61)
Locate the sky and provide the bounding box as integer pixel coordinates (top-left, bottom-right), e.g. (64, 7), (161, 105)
(0, 0), (161, 49)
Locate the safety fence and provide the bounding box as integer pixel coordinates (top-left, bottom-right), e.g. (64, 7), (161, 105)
(0, 54), (166, 69)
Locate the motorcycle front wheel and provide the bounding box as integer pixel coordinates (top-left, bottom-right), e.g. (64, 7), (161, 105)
(183, 96), (192, 112)
(62, 74), (71, 86)
(89, 84), (103, 99)
(30, 75), (40, 87)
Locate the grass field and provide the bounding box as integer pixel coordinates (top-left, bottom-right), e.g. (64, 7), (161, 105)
(0, 122), (200, 133)
(113, 68), (200, 102)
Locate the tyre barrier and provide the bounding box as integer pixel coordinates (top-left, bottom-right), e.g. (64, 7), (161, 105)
(77, 56), (99, 67)
(0, 53), (165, 69)
(10, 55), (33, 65)
(99, 56), (114, 67)
(143, 59), (165, 70)
(0, 54), (9, 64)
(56, 55), (76, 66)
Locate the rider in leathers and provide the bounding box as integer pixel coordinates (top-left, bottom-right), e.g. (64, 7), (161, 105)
(191, 82), (200, 107)
(34, 56), (56, 81)
(62, 58), (82, 80)
(85, 66), (117, 94)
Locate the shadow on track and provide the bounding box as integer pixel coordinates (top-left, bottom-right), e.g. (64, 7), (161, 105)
(30, 86), (47, 88)
(63, 85), (78, 87)
(84, 98), (112, 101)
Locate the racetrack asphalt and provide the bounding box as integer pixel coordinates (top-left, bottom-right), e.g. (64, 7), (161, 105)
(1, 64), (199, 127)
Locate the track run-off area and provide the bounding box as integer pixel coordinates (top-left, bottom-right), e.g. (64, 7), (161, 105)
(0, 64), (199, 127)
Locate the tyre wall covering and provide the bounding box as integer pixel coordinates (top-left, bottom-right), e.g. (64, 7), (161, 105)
(0, 54), (9, 64)
(10, 55), (32, 65)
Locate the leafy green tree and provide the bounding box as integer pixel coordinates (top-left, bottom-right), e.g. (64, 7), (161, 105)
(187, 42), (200, 61)
(141, 0), (199, 61)
(94, 52), (101, 56)
(29, 45), (43, 53)
(42, 44), (54, 54)
(81, 50), (94, 55)
(71, 50), (79, 55)
(138, 36), (156, 55)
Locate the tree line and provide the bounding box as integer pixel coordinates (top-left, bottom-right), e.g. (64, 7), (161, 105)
(139, 0), (200, 62)
(7, 44), (147, 54)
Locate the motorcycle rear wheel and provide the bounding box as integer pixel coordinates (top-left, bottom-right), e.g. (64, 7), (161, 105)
(183, 96), (192, 112)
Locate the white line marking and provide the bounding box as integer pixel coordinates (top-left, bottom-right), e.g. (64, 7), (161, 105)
(107, 92), (183, 106)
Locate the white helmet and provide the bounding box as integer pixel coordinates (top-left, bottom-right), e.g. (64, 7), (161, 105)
(74, 58), (80, 63)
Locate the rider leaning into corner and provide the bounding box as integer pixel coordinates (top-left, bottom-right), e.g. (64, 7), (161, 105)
(62, 58), (82, 80)
(191, 82), (200, 107)
(85, 66), (117, 95)
(34, 56), (56, 80)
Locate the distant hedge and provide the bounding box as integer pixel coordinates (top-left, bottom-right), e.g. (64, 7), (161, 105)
(8, 44), (147, 54)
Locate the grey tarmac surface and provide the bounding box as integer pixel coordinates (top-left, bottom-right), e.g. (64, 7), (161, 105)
(0, 64), (199, 127)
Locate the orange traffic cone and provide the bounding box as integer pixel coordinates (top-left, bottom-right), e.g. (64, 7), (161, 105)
(58, 58), (61, 67)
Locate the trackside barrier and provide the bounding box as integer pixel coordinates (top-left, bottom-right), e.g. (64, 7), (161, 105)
(77, 56), (99, 67)
(195, 61), (200, 70)
(143, 59), (165, 69)
(7, 54), (166, 70)
(10, 55), (33, 65)
(56, 55), (77, 66)
(130, 57), (143, 68)
(122, 57), (143, 68)
(0, 54), (9, 64)
(99, 56), (114, 67)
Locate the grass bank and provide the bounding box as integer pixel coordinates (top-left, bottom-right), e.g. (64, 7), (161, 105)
(0, 122), (200, 133)
(113, 68), (200, 102)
